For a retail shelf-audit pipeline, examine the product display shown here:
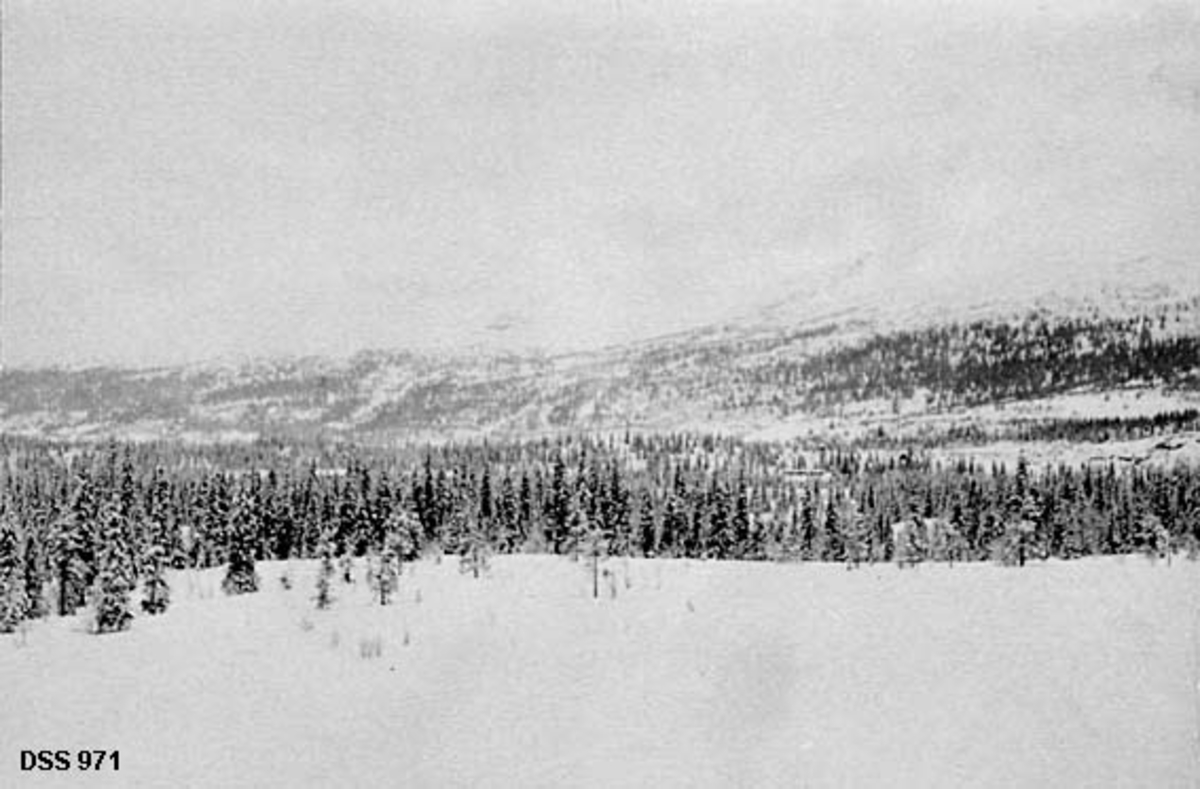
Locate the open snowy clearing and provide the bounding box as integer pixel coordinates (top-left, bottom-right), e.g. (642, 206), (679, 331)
(3, 555), (1198, 788)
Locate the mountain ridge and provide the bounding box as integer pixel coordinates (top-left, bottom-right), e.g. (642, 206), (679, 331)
(2, 270), (1198, 444)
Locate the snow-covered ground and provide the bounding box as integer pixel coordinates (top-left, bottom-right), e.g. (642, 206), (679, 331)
(3, 555), (1198, 788)
(932, 433), (1200, 471)
(748, 387), (1200, 444)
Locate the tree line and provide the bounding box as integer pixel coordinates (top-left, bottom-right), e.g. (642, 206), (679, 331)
(2, 432), (1198, 632)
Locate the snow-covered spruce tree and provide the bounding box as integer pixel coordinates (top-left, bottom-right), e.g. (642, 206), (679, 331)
(92, 499), (135, 634)
(0, 521), (29, 633)
(1002, 455), (1041, 566)
(53, 472), (99, 616)
(837, 494), (868, 570)
(921, 517), (958, 564)
(891, 517), (925, 569)
(221, 484), (259, 596)
(566, 503), (590, 561)
(999, 519), (1036, 567)
(51, 519), (90, 616)
(819, 495), (844, 562)
(384, 509), (421, 563)
(22, 529), (48, 621)
(140, 544), (170, 615)
(222, 529), (259, 594)
(1137, 513), (1172, 564)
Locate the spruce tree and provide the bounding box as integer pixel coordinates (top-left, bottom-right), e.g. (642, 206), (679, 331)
(607, 464), (630, 556)
(496, 474), (519, 552)
(381, 508), (418, 563)
(547, 456), (570, 553)
(709, 482), (734, 559)
(0, 521), (29, 633)
(1137, 513), (1171, 562)
(634, 486), (657, 556)
(22, 530), (48, 620)
(140, 544), (170, 615)
(517, 471), (535, 550)
(222, 484), (259, 595)
(52, 515), (91, 616)
(54, 471), (98, 615)
(566, 502), (591, 559)
(1006, 455), (1042, 563)
(799, 492), (818, 561)
(660, 487), (685, 559)
(1000, 519), (1036, 567)
(478, 465), (494, 542)
(820, 495), (844, 562)
(838, 494), (868, 569)
(93, 499), (135, 634)
(732, 477), (752, 558)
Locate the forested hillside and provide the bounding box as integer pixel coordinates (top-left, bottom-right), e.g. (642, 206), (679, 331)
(724, 304), (1200, 413)
(2, 299), (1198, 443)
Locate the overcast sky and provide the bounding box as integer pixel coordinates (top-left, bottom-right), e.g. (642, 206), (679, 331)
(3, 0), (1199, 368)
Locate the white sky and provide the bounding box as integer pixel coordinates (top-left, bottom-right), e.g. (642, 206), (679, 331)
(3, 0), (1199, 367)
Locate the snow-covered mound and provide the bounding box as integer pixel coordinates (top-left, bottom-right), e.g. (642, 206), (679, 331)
(2, 555), (1196, 788)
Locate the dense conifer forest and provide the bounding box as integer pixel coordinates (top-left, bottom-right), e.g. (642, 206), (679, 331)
(2, 430), (1197, 632)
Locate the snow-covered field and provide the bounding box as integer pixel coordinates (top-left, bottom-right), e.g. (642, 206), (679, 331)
(747, 387), (1200, 445)
(3, 555), (1198, 788)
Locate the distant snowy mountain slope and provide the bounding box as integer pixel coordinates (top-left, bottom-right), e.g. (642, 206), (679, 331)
(1, 271), (1197, 443)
